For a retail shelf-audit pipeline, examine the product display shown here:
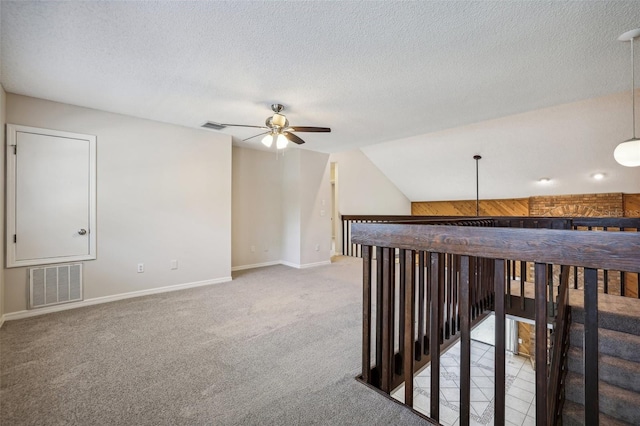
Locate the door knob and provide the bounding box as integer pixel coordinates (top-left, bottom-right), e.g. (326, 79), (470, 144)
(78, 229), (87, 235)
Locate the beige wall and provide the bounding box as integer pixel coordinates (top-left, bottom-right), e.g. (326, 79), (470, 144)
(231, 146), (282, 268)
(0, 85), (6, 324)
(299, 150), (331, 266)
(329, 149), (410, 215)
(232, 147), (332, 269)
(279, 149), (332, 268)
(4, 94), (232, 315)
(329, 149), (411, 254)
(280, 150), (301, 266)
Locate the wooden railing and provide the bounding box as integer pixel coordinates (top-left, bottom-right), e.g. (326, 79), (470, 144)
(343, 215), (640, 299)
(571, 218), (640, 298)
(352, 222), (640, 426)
(341, 215), (462, 257)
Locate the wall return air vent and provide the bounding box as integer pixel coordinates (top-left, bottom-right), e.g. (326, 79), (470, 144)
(201, 121), (226, 130)
(29, 264), (83, 309)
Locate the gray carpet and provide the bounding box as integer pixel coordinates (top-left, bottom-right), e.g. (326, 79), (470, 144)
(0, 257), (428, 425)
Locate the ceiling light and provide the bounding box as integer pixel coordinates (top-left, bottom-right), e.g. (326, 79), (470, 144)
(272, 113), (287, 128)
(592, 172), (605, 180)
(538, 177), (551, 183)
(614, 29), (640, 167)
(276, 134), (288, 149)
(261, 134), (273, 148)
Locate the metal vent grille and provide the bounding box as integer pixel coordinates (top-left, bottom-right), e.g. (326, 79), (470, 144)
(201, 121), (226, 130)
(29, 264), (83, 309)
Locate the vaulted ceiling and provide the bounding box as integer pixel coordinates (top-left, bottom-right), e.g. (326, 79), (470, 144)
(2, 1), (639, 200)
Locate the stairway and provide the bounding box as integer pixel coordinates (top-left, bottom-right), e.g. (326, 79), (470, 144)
(562, 291), (640, 425)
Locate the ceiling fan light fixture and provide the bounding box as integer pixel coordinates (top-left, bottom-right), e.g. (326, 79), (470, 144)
(261, 134), (273, 148)
(615, 29), (640, 167)
(276, 134), (288, 149)
(272, 113), (287, 128)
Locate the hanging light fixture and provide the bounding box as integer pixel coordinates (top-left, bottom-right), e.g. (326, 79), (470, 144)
(614, 29), (640, 167)
(276, 134), (288, 149)
(261, 133), (273, 148)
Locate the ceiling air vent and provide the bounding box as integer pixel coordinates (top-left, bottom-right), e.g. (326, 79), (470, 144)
(201, 121), (226, 130)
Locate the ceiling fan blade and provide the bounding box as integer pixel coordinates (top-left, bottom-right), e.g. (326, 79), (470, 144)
(242, 131), (270, 142)
(221, 124), (270, 130)
(288, 126), (331, 133)
(284, 132), (306, 145)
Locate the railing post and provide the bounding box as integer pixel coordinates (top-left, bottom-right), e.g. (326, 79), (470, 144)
(398, 249), (406, 376)
(417, 251), (425, 360)
(429, 252), (441, 422)
(459, 255), (471, 426)
(535, 263), (548, 426)
(375, 246), (383, 386)
(584, 267), (599, 426)
(494, 259), (506, 426)
(380, 247), (393, 393)
(403, 250), (415, 406)
(362, 245), (372, 384)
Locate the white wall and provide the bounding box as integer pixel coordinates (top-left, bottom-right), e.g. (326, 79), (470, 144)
(329, 149), (411, 215)
(362, 91), (640, 201)
(232, 148), (332, 270)
(280, 150), (301, 266)
(4, 94), (232, 315)
(299, 150), (332, 265)
(0, 85), (6, 325)
(231, 146), (282, 269)
(329, 149), (411, 254)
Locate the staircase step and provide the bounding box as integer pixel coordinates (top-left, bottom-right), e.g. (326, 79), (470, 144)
(569, 289), (640, 337)
(570, 323), (640, 363)
(568, 346), (640, 393)
(562, 400), (632, 426)
(565, 372), (640, 424)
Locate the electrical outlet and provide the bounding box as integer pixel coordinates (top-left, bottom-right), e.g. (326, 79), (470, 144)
(170, 259), (178, 270)
(137, 263), (144, 273)
(315, 244), (320, 251)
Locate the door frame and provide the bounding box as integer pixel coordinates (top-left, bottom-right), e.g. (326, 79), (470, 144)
(6, 124), (97, 268)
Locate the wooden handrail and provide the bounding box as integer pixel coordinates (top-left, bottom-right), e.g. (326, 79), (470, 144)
(572, 217), (640, 228)
(351, 223), (640, 273)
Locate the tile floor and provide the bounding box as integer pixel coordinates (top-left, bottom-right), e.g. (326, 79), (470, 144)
(391, 319), (536, 426)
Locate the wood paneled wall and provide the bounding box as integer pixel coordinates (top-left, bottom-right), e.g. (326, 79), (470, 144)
(411, 198), (529, 216)
(624, 193), (640, 217)
(412, 193), (640, 218)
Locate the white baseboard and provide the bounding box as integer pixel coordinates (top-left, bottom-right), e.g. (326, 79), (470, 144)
(231, 261), (280, 272)
(2, 277), (232, 322)
(234, 259), (332, 271)
(280, 260), (332, 269)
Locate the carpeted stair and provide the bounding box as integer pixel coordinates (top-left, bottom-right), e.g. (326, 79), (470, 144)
(562, 293), (640, 425)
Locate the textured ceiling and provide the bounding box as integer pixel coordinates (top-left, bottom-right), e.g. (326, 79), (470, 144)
(1, 1), (640, 200)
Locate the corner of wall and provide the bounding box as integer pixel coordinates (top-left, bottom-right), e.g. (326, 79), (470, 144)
(0, 84), (6, 326)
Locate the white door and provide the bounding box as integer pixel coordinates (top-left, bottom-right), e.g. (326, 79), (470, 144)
(7, 125), (96, 267)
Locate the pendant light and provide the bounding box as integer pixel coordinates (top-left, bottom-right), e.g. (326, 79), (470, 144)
(614, 29), (640, 167)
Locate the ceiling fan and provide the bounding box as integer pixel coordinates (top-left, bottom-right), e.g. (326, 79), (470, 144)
(203, 104), (331, 149)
